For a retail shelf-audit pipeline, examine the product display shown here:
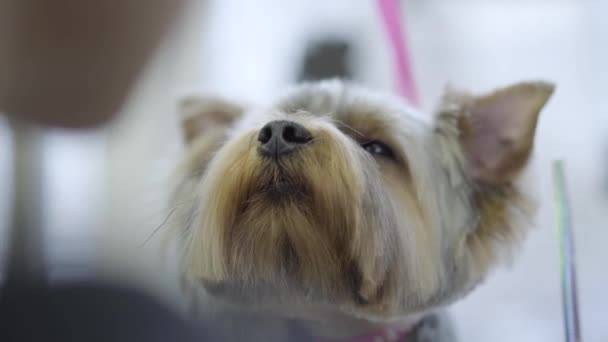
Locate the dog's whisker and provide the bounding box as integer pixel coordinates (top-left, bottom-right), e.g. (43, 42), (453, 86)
(305, 137), (321, 145)
(139, 199), (196, 226)
(140, 207), (179, 247)
(160, 199), (195, 212)
(328, 118), (366, 138)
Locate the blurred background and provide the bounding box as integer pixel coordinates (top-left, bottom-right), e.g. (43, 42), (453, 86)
(1, 0), (607, 341)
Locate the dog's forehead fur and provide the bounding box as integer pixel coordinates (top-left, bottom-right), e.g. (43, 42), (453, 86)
(231, 81), (431, 143)
(171, 79), (545, 322)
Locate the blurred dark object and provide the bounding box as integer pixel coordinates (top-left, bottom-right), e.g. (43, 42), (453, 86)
(0, 281), (205, 342)
(0, 0), (186, 128)
(297, 39), (354, 82)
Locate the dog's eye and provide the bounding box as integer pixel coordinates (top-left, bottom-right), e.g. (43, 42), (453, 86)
(362, 140), (394, 159)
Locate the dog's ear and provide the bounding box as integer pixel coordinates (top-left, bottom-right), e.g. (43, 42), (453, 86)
(179, 95), (244, 144)
(445, 81), (554, 184)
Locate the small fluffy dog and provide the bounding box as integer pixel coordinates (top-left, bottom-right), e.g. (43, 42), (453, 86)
(167, 80), (554, 341)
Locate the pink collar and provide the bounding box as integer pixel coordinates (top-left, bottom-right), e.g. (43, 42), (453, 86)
(314, 324), (412, 342)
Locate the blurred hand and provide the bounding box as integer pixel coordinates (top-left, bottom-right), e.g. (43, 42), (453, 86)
(0, 0), (186, 128)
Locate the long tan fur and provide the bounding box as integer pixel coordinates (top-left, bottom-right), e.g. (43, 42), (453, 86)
(166, 80), (553, 338)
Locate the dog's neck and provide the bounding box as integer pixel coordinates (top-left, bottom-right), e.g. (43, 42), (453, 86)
(301, 310), (424, 342)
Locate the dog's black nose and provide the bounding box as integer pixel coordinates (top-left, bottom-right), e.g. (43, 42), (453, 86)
(257, 120), (312, 158)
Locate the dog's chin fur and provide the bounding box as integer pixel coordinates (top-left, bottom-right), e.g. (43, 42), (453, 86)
(167, 80), (553, 337)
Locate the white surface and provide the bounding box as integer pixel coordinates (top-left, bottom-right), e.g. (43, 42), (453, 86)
(41, 130), (105, 280)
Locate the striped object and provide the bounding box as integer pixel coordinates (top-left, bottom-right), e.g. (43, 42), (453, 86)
(552, 160), (582, 342)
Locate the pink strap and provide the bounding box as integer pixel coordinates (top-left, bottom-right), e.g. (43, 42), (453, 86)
(377, 0), (419, 107)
